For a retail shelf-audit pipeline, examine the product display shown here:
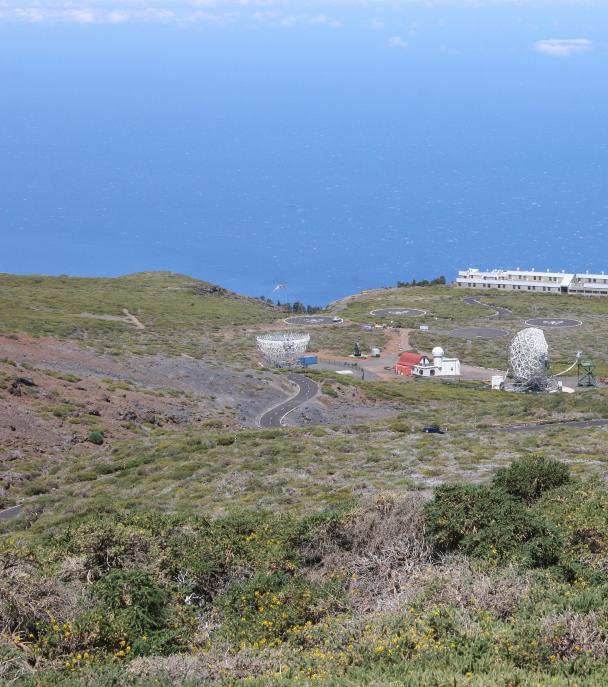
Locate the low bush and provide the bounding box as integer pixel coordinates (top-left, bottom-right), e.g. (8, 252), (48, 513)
(215, 435), (235, 446)
(216, 571), (338, 645)
(88, 431), (104, 445)
(321, 382), (338, 398)
(492, 456), (570, 503)
(536, 482), (608, 570)
(388, 420), (411, 434)
(424, 484), (562, 567)
(74, 569), (181, 656)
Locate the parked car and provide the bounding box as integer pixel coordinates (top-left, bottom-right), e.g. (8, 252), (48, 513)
(422, 425), (445, 434)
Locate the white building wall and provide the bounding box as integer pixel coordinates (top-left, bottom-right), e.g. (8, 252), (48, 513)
(437, 357), (460, 376)
(456, 268), (608, 296)
(412, 357), (461, 377)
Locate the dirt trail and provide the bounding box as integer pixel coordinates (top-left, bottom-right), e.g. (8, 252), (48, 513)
(76, 310), (145, 330)
(382, 328), (411, 354)
(122, 309), (145, 330)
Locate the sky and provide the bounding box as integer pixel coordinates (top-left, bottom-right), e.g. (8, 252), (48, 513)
(1, 0), (607, 303)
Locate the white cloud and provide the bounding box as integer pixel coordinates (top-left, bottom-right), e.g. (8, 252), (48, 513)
(388, 35), (407, 49)
(370, 18), (385, 31)
(108, 11), (131, 23)
(534, 38), (592, 57)
(71, 11), (97, 23)
(12, 8), (45, 22)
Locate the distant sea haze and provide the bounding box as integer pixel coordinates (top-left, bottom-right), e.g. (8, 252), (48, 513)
(2, 8), (607, 304)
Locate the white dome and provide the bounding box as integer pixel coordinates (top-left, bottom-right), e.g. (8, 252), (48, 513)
(432, 346), (444, 357)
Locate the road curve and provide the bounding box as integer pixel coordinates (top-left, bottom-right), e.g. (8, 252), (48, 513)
(463, 296), (511, 318)
(259, 373), (320, 428)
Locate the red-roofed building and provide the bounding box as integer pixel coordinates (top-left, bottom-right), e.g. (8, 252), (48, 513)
(395, 352), (431, 376)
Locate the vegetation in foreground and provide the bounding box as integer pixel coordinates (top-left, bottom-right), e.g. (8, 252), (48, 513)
(3, 458), (608, 686)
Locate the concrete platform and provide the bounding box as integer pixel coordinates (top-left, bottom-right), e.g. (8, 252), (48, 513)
(447, 327), (509, 340)
(525, 318), (582, 328)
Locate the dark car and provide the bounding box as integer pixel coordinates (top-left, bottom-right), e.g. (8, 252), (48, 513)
(422, 425), (445, 434)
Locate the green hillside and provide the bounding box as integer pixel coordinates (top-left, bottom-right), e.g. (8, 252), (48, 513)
(0, 272), (276, 357)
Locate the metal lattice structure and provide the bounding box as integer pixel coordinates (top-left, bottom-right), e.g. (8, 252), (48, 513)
(256, 332), (310, 368)
(578, 359), (597, 387)
(508, 327), (554, 392)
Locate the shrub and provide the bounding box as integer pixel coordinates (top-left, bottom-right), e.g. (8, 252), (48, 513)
(492, 456), (570, 503)
(424, 484), (562, 567)
(88, 430), (104, 445)
(389, 420), (411, 434)
(216, 571), (338, 644)
(74, 569), (182, 656)
(536, 482), (608, 570)
(92, 569), (166, 630)
(321, 382), (338, 398)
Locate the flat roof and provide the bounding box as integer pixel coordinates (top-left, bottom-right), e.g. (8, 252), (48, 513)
(456, 278), (560, 288)
(458, 269), (572, 279)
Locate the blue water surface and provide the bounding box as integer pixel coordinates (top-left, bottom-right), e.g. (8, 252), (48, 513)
(1, 7), (607, 304)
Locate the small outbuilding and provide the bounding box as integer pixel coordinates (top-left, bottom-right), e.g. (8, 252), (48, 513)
(430, 347), (461, 377)
(395, 352), (431, 376)
(395, 347), (461, 378)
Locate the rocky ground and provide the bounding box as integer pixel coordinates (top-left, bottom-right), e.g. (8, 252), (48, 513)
(0, 334), (301, 505)
(1, 333), (405, 508)
(285, 382), (400, 426)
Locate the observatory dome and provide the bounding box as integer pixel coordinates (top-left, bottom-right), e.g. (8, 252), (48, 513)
(432, 346), (444, 358)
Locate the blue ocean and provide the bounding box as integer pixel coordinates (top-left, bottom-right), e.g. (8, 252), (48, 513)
(2, 6), (607, 305)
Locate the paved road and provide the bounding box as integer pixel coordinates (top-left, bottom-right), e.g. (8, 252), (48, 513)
(463, 296), (512, 318)
(259, 373), (320, 428)
(284, 316), (342, 326)
(0, 505), (21, 521)
(497, 418), (608, 433)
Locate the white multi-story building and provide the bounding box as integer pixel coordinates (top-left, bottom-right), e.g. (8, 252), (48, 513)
(456, 268), (573, 293)
(456, 268), (608, 296)
(569, 273), (608, 296)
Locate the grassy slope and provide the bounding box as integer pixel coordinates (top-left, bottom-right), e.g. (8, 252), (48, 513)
(0, 272), (276, 358)
(0, 272), (388, 361)
(4, 375), (608, 535)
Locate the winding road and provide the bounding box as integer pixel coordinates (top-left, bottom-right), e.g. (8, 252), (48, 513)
(463, 296), (512, 318)
(259, 373), (320, 428)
